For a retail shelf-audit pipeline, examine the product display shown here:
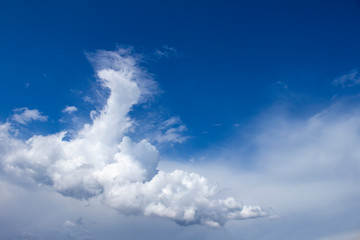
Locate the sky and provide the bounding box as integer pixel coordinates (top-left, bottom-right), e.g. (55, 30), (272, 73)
(1, 0), (360, 239)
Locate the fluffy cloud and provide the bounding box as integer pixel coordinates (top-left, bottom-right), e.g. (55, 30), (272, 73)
(12, 107), (48, 124)
(63, 106), (78, 114)
(0, 49), (265, 227)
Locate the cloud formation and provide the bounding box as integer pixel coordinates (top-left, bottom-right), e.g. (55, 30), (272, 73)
(0, 49), (265, 227)
(11, 107), (48, 125)
(63, 106), (78, 114)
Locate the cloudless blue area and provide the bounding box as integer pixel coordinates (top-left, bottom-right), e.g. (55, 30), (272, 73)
(1, 0), (360, 156)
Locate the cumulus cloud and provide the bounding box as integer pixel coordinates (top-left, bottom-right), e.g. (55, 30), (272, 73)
(12, 107), (48, 124)
(0, 48), (265, 227)
(63, 106), (78, 114)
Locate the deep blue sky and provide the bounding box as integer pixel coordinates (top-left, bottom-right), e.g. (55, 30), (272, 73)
(1, 0), (360, 154)
(1, 1), (360, 239)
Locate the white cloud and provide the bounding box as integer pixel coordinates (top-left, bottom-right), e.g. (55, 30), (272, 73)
(154, 116), (189, 144)
(3, 58), (359, 239)
(12, 107), (48, 124)
(157, 98), (360, 238)
(251, 107), (360, 182)
(0, 48), (265, 228)
(333, 69), (360, 87)
(63, 106), (78, 114)
(131, 115), (189, 145)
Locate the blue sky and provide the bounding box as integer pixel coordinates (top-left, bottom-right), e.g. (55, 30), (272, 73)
(1, 1), (360, 239)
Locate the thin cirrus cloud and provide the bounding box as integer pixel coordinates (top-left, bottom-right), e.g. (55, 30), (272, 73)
(333, 68), (360, 88)
(0, 48), (266, 228)
(11, 107), (48, 125)
(154, 116), (189, 144)
(154, 45), (178, 59)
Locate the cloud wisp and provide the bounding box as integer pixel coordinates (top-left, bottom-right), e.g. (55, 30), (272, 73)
(333, 69), (360, 88)
(153, 116), (189, 144)
(0, 49), (266, 228)
(12, 107), (48, 125)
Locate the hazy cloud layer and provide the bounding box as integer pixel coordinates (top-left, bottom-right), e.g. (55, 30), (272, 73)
(159, 99), (360, 239)
(0, 49), (265, 228)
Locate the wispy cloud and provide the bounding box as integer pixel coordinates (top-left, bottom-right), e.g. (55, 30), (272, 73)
(333, 69), (360, 87)
(12, 107), (48, 125)
(154, 45), (177, 59)
(154, 116), (189, 144)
